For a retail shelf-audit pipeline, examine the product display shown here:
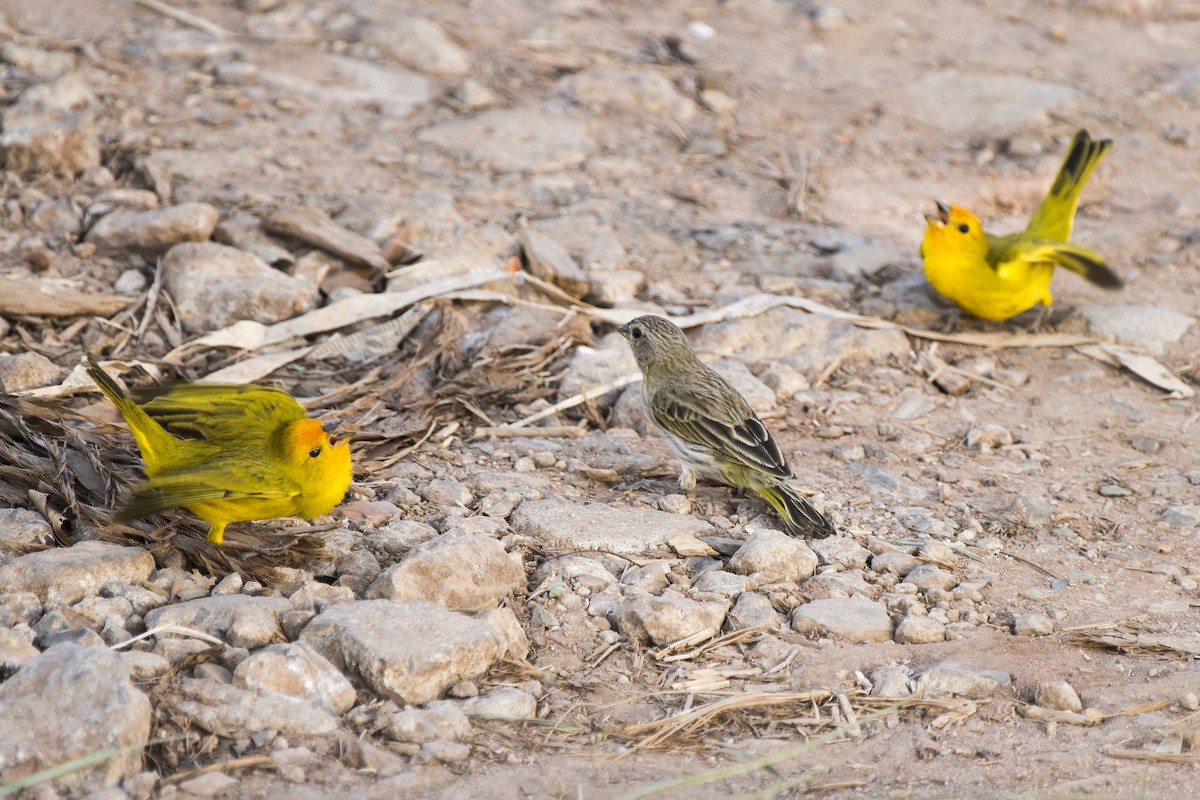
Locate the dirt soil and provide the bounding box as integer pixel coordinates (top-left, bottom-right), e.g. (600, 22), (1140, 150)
(3, 0), (1200, 798)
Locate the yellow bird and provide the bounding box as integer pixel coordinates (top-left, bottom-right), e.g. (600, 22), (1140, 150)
(921, 129), (1123, 321)
(87, 357), (352, 545)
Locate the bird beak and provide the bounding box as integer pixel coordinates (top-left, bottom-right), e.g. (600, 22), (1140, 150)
(617, 322), (630, 339)
(321, 419), (342, 434)
(925, 200), (951, 227)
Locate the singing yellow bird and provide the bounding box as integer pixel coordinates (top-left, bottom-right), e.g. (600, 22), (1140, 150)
(87, 357), (352, 545)
(921, 129), (1123, 321)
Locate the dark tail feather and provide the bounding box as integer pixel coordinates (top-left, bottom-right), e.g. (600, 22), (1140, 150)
(758, 483), (835, 538)
(1054, 244), (1123, 289)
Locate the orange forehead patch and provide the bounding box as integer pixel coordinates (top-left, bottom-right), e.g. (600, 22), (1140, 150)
(286, 418), (327, 451)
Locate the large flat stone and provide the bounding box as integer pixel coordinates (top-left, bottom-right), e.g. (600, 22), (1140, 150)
(300, 600), (503, 705)
(791, 597), (894, 643)
(365, 534), (525, 612)
(510, 497), (715, 554)
(0, 643), (150, 790)
(165, 678), (338, 738)
(144, 595), (291, 649)
(0, 542), (154, 606)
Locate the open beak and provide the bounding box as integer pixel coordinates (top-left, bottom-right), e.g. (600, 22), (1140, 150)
(322, 419), (342, 434)
(924, 200), (951, 226)
(616, 322), (630, 339)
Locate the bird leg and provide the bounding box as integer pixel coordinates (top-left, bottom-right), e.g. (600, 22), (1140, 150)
(677, 465), (698, 493)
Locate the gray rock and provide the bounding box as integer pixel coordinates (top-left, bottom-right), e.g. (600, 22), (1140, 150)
(610, 385), (657, 436)
(423, 739), (471, 763)
(0, 626), (39, 677)
(559, 68), (696, 123)
(556, 332), (639, 409)
(869, 551), (920, 576)
(726, 592), (781, 632)
(0, 44), (76, 79)
(257, 53), (430, 118)
(689, 307), (909, 373)
(1035, 680), (1082, 712)
(728, 529), (818, 583)
(791, 597), (893, 643)
(476, 607), (531, 661)
(808, 536), (871, 568)
(620, 561), (671, 594)
(161, 242), (318, 334)
(166, 678), (337, 738)
(0, 542), (154, 606)
(528, 212), (627, 272)
(1162, 506), (1200, 527)
(915, 660), (1010, 698)
(455, 78), (497, 109)
(301, 600), (503, 705)
(213, 212), (294, 268)
(144, 595), (290, 649)
(384, 702), (470, 744)
(154, 638), (213, 667)
(417, 108), (594, 173)
(420, 479), (474, 508)
(709, 360), (776, 414)
(966, 423), (1013, 451)
(531, 555), (616, 594)
(0, 592), (42, 627)
(0, 352), (64, 393)
(587, 269), (644, 307)
(365, 15), (470, 76)
(828, 239), (907, 282)
(86, 203), (218, 257)
(894, 614), (946, 644)
(0, 644), (150, 790)
(365, 534), (524, 612)
(366, 519), (439, 560)
(119, 650), (171, 682)
(1079, 303), (1194, 355)
(0, 508), (54, 553)
(0, 76), (99, 176)
(232, 641), (356, 714)
(902, 71), (1081, 132)
(178, 771), (237, 797)
(903, 564), (958, 591)
(615, 591), (726, 646)
(511, 497), (714, 554)
(802, 569), (875, 600)
(870, 664), (913, 697)
(1013, 612), (1055, 637)
(692, 569), (751, 596)
(461, 687), (538, 720)
(520, 229), (589, 299)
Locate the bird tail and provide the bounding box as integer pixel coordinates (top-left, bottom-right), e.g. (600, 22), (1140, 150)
(1026, 129), (1112, 242)
(86, 355), (174, 469)
(1048, 242), (1123, 289)
(757, 482), (835, 539)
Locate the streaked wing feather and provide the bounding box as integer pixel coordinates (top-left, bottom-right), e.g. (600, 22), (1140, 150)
(653, 392), (791, 479)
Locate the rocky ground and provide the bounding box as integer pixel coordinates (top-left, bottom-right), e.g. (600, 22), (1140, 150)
(1, 0), (1199, 798)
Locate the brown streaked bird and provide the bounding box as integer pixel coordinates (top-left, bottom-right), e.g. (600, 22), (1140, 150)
(618, 315), (834, 538)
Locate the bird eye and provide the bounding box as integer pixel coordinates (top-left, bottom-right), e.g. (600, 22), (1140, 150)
(631, 326), (643, 339)
(957, 223), (970, 233)
(308, 446), (321, 458)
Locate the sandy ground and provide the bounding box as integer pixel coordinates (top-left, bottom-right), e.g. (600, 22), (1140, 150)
(2, 0), (1200, 798)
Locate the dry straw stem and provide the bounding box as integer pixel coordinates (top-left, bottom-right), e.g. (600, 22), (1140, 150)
(617, 705), (899, 800)
(1066, 622), (1200, 658)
